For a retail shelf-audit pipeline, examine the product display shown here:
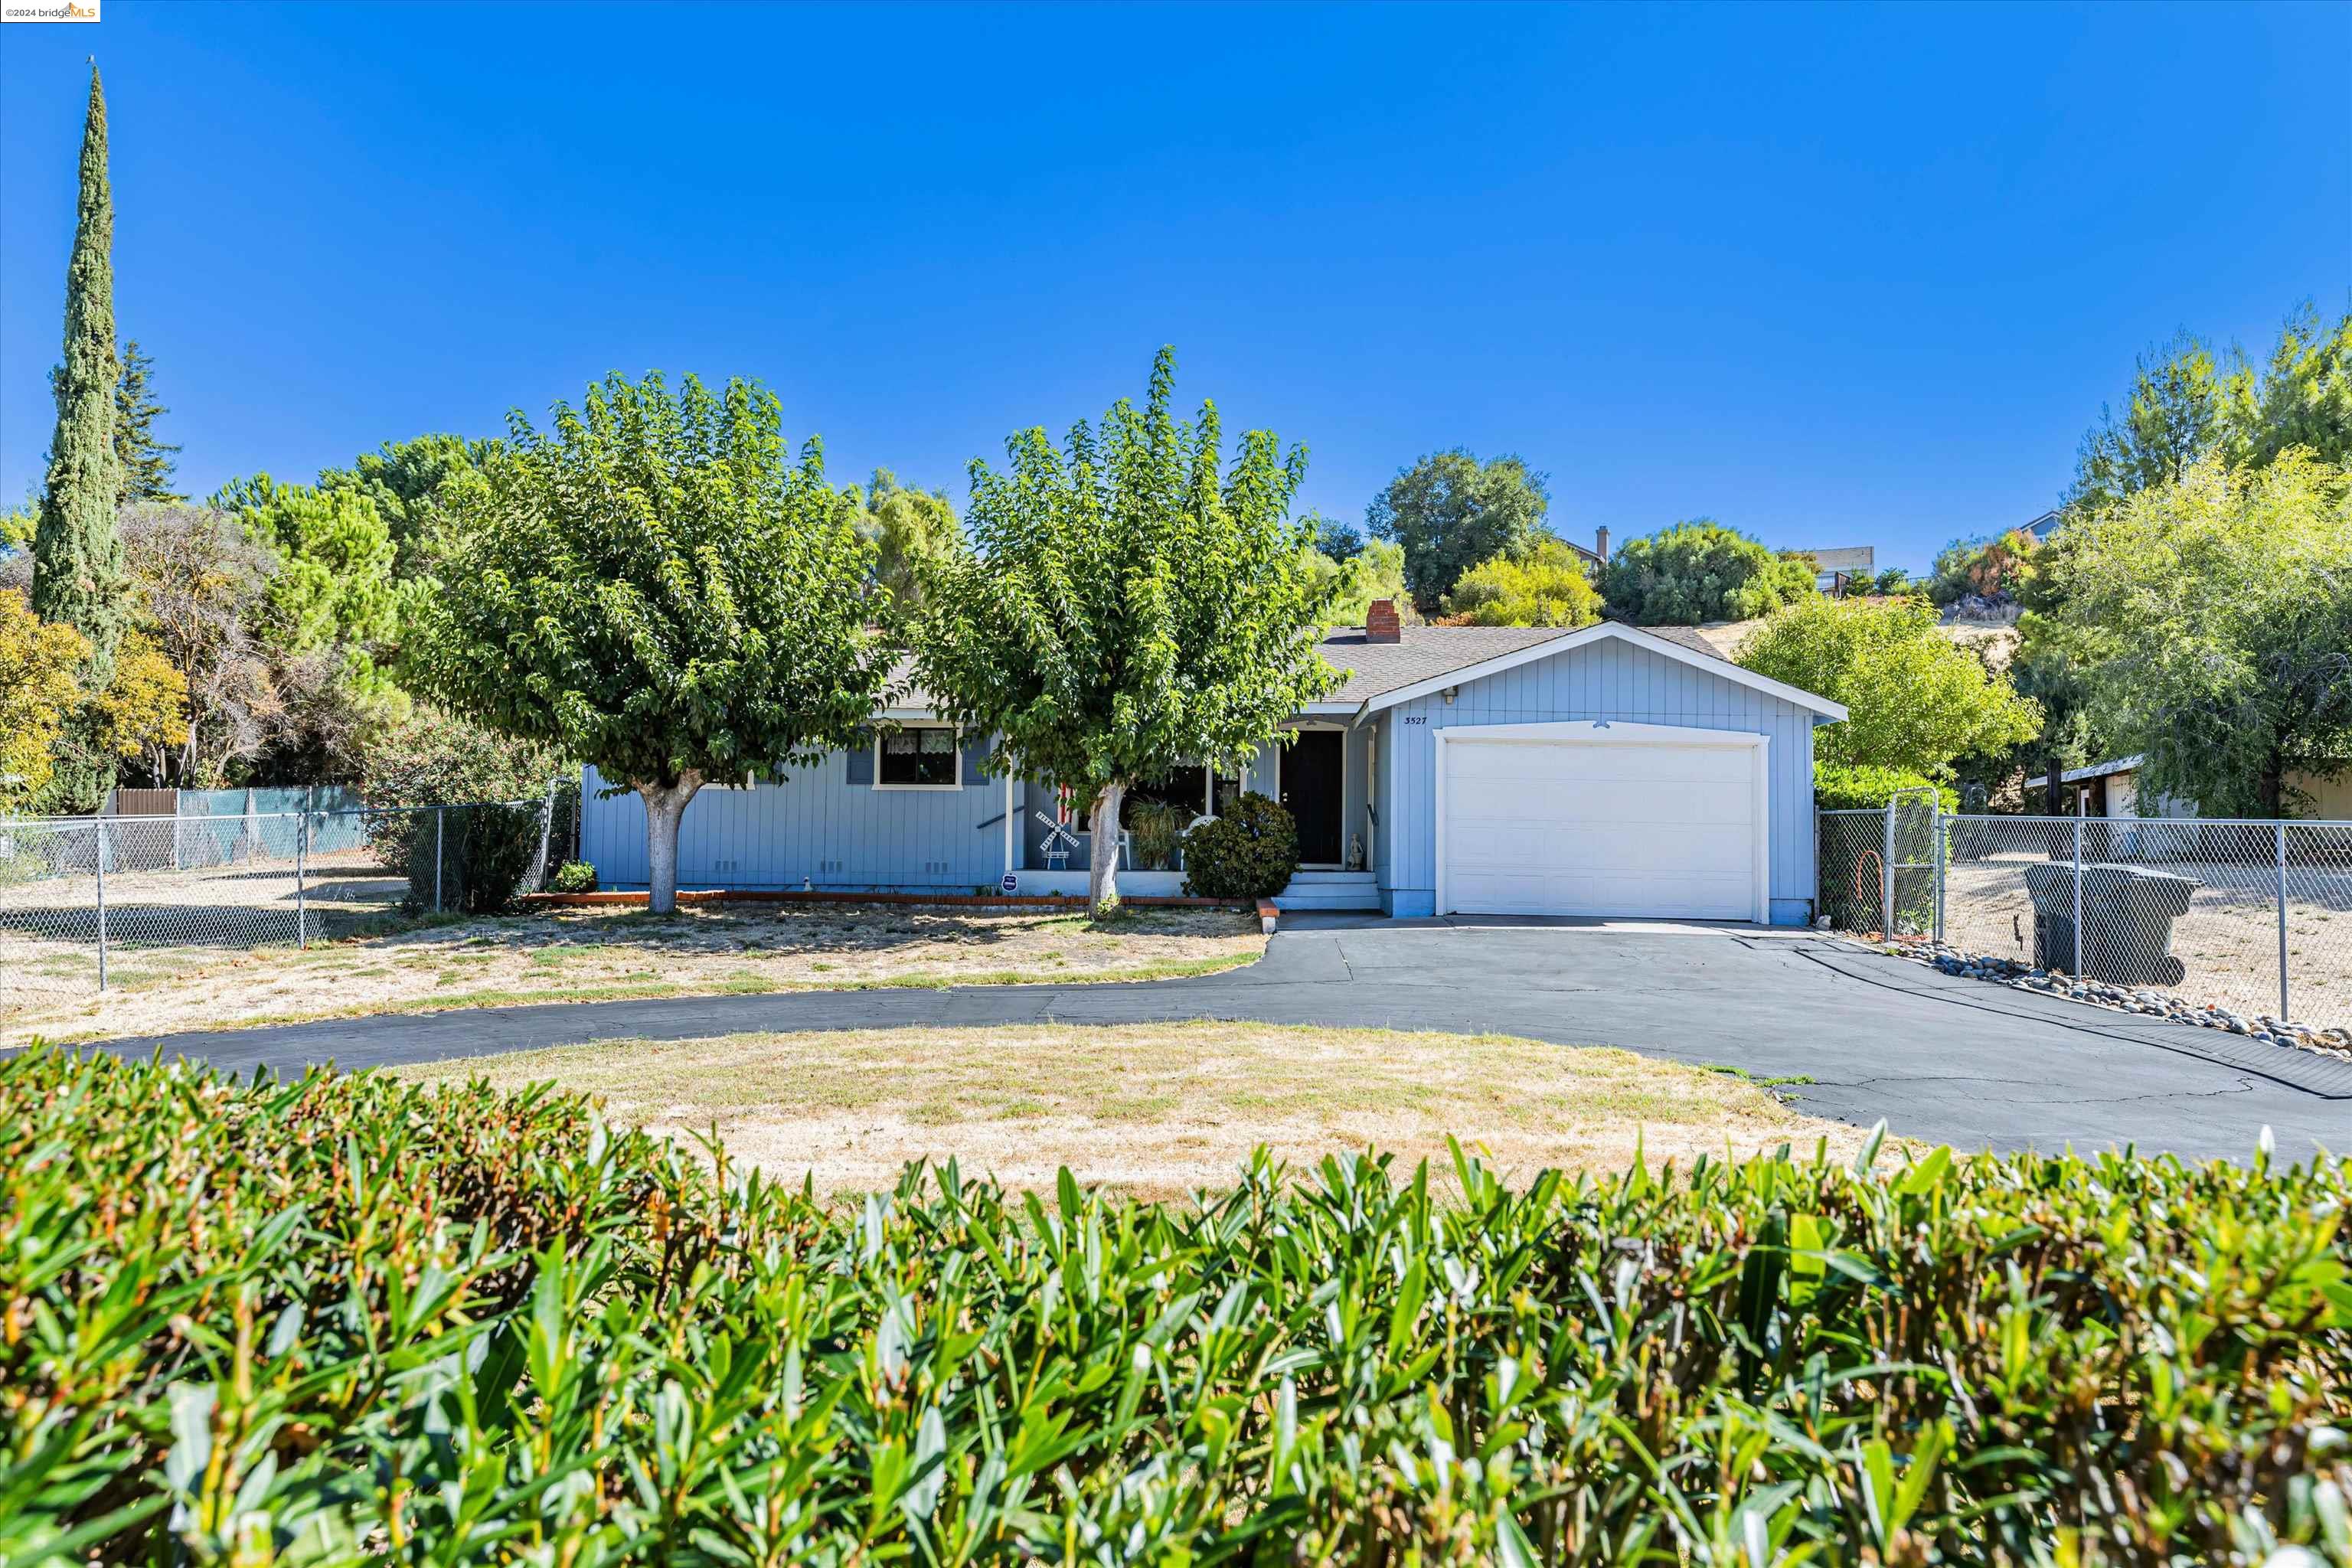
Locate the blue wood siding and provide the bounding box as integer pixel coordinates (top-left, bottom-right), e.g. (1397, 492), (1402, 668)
(581, 758), (1012, 892)
(1374, 638), (1818, 923)
(577, 638), (1815, 917)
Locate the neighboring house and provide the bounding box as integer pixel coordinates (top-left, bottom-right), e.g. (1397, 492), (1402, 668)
(1799, 545), (1874, 595)
(580, 603), (1849, 924)
(2019, 508), (2063, 544)
(1562, 526), (1611, 574)
(2022, 755), (2352, 819)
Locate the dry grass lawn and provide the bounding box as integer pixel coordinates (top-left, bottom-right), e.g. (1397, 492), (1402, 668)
(2, 904), (1263, 1045)
(397, 1021), (1867, 1200)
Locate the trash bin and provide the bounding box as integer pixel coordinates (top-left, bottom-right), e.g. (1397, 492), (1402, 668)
(2020, 861), (2200, 985)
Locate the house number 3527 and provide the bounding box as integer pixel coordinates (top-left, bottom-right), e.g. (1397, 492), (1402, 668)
(1400, 716), (1429, 726)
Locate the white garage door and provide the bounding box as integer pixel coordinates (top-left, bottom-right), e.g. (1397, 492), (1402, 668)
(1439, 731), (1763, 920)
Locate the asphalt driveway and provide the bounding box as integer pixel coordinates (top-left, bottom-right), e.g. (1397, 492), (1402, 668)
(84, 916), (2350, 1161)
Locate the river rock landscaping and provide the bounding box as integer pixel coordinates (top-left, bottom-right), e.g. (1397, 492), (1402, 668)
(1873, 938), (2352, 1061)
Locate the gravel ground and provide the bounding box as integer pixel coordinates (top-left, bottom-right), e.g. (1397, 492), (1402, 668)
(1870, 937), (2352, 1062)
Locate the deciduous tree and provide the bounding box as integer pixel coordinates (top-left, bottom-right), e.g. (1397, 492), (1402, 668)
(1305, 537), (1416, 632)
(854, 468), (958, 611)
(1308, 510), (1364, 563)
(2036, 452), (2352, 816)
(0, 591), (88, 812)
(1736, 596), (2040, 777)
(1364, 449), (1549, 610)
(90, 631), (189, 782)
(2067, 305), (2352, 511)
(409, 371), (891, 913)
(1604, 520), (1815, 626)
(913, 347), (1334, 916)
(116, 504), (279, 786)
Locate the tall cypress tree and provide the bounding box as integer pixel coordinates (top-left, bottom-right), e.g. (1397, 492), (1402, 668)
(32, 65), (126, 682)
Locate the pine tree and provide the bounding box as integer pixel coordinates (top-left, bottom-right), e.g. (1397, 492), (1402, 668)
(115, 339), (182, 504)
(32, 65), (126, 682)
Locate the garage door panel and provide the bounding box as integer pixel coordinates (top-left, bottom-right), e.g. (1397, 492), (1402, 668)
(1449, 777), (1744, 828)
(1449, 872), (1753, 920)
(1441, 736), (1761, 921)
(1447, 819), (1755, 875)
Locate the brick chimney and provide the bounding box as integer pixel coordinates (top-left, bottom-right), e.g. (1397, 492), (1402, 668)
(1366, 598), (1402, 643)
(1595, 525), (1611, 561)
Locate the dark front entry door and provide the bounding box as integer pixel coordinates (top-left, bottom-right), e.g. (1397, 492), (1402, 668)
(1282, 729), (1344, 864)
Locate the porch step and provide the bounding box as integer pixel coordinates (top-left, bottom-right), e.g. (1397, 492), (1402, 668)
(1274, 870), (1380, 911)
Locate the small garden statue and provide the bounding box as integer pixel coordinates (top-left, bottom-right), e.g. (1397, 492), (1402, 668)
(1346, 832), (1365, 871)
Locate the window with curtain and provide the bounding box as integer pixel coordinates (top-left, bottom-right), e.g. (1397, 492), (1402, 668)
(878, 726), (958, 786)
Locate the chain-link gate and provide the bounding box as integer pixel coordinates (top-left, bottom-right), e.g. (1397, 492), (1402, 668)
(1822, 803), (2352, 1032)
(1884, 787), (1939, 942)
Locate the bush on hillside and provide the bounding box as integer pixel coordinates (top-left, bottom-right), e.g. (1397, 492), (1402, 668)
(1439, 535), (1602, 627)
(1929, 527), (2040, 606)
(1602, 518), (1818, 625)
(5, 1045), (2347, 1565)
(1179, 790), (1298, 898)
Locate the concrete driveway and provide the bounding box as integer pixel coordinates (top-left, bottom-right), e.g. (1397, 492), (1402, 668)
(88, 916), (2350, 1161)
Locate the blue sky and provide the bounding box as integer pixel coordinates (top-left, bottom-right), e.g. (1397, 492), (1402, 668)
(2, 2), (2345, 573)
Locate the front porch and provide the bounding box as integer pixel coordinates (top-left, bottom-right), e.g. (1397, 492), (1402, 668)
(1001, 721), (1383, 910)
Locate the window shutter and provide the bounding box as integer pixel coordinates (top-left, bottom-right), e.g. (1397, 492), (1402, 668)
(962, 733), (990, 787)
(845, 730), (874, 786)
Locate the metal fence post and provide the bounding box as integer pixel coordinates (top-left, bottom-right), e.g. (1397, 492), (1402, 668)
(93, 815), (108, 992)
(1932, 799), (1946, 944)
(1880, 804), (1896, 939)
(435, 806), (446, 913)
(536, 779), (557, 890)
(295, 810), (307, 949)
(2276, 822), (2291, 1021)
(2070, 815), (2084, 979)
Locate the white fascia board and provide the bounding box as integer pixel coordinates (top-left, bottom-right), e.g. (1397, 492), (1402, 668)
(1358, 621), (1850, 721)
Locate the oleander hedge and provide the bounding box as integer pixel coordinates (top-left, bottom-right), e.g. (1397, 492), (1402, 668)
(4, 1044), (2347, 1565)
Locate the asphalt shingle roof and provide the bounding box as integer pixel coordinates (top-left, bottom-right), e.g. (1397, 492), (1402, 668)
(883, 620), (1740, 713)
(1314, 620), (1731, 704)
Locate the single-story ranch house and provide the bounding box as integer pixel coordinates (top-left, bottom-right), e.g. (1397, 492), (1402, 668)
(580, 604), (1850, 924)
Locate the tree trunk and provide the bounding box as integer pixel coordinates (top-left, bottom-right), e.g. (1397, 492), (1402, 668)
(1086, 781), (1125, 920)
(2259, 757), (2284, 818)
(638, 773), (704, 914)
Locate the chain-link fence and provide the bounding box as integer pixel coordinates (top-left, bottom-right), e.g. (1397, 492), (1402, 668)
(1820, 807), (2352, 1030)
(1, 790), (571, 1013)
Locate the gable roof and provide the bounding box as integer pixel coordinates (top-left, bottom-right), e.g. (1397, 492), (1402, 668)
(1309, 619), (1848, 722)
(879, 621), (1847, 725)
